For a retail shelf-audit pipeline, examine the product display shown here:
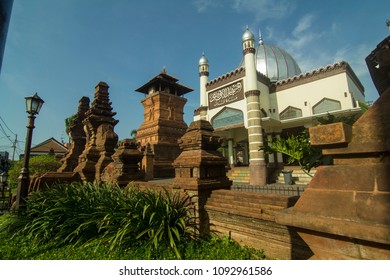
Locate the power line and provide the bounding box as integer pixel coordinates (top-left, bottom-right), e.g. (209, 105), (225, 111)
(0, 116), (23, 160)
(0, 122), (14, 145)
(0, 116), (17, 136)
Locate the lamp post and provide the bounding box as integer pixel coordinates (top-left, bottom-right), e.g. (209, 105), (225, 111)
(15, 93), (44, 211)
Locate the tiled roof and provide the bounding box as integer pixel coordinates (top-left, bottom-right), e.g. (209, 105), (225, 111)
(206, 67), (247, 90)
(275, 61), (364, 94)
(31, 137), (69, 154)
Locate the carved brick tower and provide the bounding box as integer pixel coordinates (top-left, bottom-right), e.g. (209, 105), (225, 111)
(135, 69), (193, 178)
(74, 82), (119, 183)
(57, 96), (90, 172)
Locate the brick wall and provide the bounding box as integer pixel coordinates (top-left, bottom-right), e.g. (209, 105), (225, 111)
(205, 189), (313, 259)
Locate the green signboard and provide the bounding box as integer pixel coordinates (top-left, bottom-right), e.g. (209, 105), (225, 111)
(208, 80), (244, 109)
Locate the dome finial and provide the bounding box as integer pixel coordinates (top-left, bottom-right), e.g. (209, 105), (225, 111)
(259, 29), (264, 45)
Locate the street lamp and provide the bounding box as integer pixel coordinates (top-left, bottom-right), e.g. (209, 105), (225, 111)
(0, 171), (10, 211)
(0, 172), (9, 183)
(15, 93), (44, 211)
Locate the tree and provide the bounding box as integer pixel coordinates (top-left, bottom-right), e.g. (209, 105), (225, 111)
(130, 129), (137, 141)
(262, 103), (369, 176)
(261, 130), (331, 177)
(316, 113), (357, 126)
(65, 114), (77, 134)
(7, 155), (62, 187)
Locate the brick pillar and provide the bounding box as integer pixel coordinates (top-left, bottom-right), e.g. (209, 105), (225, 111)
(172, 120), (232, 237)
(143, 143), (154, 181)
(100, 139), (143, 187)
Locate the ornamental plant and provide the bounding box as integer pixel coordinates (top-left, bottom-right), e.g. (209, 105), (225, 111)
(1, 182), (191, 259)
(260, 130), (331, 176)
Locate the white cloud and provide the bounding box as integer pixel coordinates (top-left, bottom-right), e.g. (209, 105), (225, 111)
(232, 0), (295, 22)
(333, 47), (349, 62)
(285, 14), (325, 50)
(283, 15), (371, 78)
(292, 14), (315, 37)
(192, 0), (224, 13)
(333, 44), (372, 77)
(193, 0), (295, 21)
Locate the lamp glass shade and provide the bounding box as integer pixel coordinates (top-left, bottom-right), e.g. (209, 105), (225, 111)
(0, 172), (8, 183)
(25, 93), (44, 115)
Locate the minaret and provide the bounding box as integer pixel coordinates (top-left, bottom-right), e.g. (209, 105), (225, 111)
(199, 53), (209, 120)
(134, 70), (193, 178)
(242, 27), (267, 186)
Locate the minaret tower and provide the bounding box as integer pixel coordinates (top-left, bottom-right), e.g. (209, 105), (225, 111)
(242, 27), (267, 186)
(135, 69), (193, 178)
(199, 53), (209, 120)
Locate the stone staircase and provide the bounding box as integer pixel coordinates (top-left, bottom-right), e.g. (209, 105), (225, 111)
(206, 189), (297, 221)
(276, 166), (316, 185)
(228, 166), (315, 185)
(227, 166), (250, 184)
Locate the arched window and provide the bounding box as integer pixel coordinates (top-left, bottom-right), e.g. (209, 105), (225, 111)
(212, 107), (244, 129)
(279, 106), (302, 120)
(313, 98), (341, 115)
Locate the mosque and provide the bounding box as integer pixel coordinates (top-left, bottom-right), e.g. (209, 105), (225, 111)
(194, 27), (365, 185)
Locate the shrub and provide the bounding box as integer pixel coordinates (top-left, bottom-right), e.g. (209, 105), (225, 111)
(0, 183), (267, 260)
(132, 188), (191, 258)
(6, 183), (191, 259)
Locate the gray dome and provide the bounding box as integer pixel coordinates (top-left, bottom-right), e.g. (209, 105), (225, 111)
(242, 28), (255, 42)
(240, 39), (302, 82)
(199, 53), (208, 65)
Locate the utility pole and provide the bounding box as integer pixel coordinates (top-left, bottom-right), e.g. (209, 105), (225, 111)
(11, 134), (17, 161)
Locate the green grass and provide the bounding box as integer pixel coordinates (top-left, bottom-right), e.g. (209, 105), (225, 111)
(0, 230), (265, 260)
(0, 183), (266, 260)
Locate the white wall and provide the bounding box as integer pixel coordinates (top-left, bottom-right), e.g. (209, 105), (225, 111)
(257, 80), (271, 117)
(275, 72), (364, 119)
(346, 74), (365, 104)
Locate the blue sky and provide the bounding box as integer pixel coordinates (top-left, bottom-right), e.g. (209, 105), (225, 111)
(0, 0), (389, 158)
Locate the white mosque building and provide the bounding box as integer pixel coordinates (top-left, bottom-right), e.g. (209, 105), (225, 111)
(194, 27), (365, 185)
